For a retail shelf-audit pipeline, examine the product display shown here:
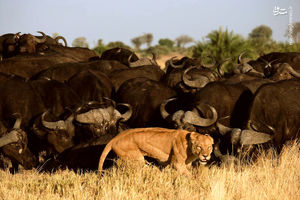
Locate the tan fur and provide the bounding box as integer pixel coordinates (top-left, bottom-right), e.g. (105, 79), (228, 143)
(98, 127), (214, 175)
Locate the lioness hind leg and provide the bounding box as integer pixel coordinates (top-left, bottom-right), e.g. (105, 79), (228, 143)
(116, 150), (146, 169)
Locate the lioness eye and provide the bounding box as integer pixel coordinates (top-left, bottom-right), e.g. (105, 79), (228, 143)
(197, 146), (202, 150)
(208, 146), (211, 150)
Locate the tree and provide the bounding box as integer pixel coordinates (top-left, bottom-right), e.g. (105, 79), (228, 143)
(249, 25), (273, 42)
(93, 39), (107, 55)
(192, 27), (252, 73)
(175, 35), (194, 47)
(248, 25), (273, 56)
(158, 38), (175, 49)
(72, 37), (89, 48)
(107, 41), (131, 49)
(143, 33), (153, 48)
(131, 37), (143, 50)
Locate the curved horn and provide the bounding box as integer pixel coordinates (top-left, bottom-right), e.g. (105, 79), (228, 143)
(160, 97), (177, 119)
(54, 36), (68, 46)
(13, 32), (21, 41)
(284, 64), (300, 77)
(217, 58), (231, 77)
(238, 52), (252, 64)
(11, 113), (22, 129)
(182, 66), (210, 88)
(128, 53), (135, 65)
(239, 130), (272, 145)
(263, 59), (279, 69)
(0, 130), (21, 148)
(182, 105), (218, 127)
(41, 111), (66, 130)
(117, 103), (132, 122)
(238, 52), (245, 64)
(238, 52), (244, 64)
(201, 56), (216, 68)
(33, 31), (47, 44)
(247, 68), (265, 77)
(13, 115), (22, 129)
(169, 56), (185, 68)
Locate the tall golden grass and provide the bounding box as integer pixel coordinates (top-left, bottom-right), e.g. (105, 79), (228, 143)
(0, 143), (299, 200)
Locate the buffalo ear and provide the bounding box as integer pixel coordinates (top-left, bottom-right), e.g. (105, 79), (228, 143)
(240, 130), (272, 145)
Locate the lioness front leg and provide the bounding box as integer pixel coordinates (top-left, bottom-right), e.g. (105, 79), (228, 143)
(172, 162), (191, 176)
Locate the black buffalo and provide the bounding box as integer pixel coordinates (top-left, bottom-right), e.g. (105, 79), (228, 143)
(116, 77), (177, 127)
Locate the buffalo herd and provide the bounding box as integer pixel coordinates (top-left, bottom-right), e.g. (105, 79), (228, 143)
(0, 31), (299, 173)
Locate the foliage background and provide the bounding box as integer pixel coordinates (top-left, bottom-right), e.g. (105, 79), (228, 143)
(72, 24), (300, 72)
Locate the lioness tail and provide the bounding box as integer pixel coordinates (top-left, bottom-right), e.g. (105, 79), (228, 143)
(98, 140), (113, 173)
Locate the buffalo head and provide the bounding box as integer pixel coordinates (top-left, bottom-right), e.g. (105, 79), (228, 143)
(18, 31), (47, 53)
(74, 101), (132, 143)
(161, 98), (218, 131)
(32, 110), (75, 153)
(0, 115), (37, 170)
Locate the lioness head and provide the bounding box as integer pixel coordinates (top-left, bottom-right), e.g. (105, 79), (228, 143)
(189, 132), (214, 164)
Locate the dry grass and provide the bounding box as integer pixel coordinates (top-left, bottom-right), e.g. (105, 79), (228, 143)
(0, 143), (299, 200)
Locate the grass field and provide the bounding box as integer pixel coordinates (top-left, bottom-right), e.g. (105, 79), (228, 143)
(0, 142), (299, 200)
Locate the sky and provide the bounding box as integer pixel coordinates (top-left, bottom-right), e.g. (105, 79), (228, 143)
(1, 0), (299, 48)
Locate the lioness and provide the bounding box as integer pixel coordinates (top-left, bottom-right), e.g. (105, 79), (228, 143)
(98, 127), (214, 174)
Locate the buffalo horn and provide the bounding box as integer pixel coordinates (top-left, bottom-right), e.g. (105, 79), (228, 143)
(13, 32), (21, 41)
(247, 68), (265, 77)
(169, 56), (185, 68)
(160, 97), (177, 119)
(41, 111), (66, 130)
(11, 113), (22, 129)
(0, 130), (20, 148)
(238, 52), (251, 64)
(182, 66), (210, 88)
(182, 105), (218, 127)
(34, 31), (47, 43)
(54, 36), (68, 46)
(285, 64), (300, 77)
(117, 103), (132, 122)
(128, 53), (135, 63)
(217, 58), (231, 77)
(201, 56), (216, 68)
(263, 59), (279, 69)
(239, 130), (272, 145)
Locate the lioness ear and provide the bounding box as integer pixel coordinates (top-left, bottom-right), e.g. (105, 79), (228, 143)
(205, 134), (214, 144)
(189, 132), (198, 142)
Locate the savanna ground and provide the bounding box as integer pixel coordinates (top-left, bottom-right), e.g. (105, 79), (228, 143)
(0, 142), (299, 200)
